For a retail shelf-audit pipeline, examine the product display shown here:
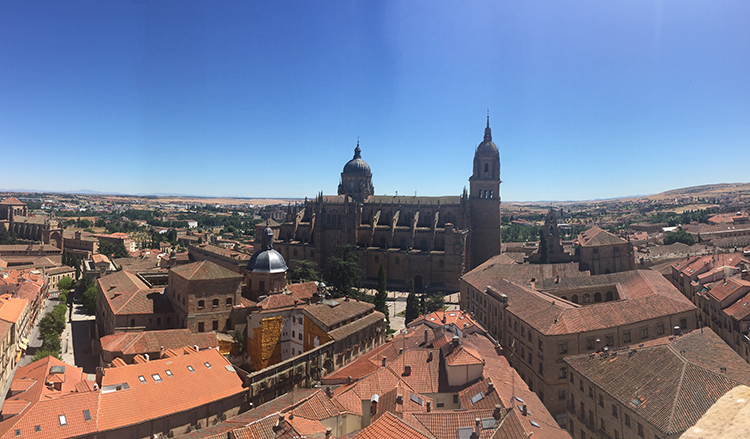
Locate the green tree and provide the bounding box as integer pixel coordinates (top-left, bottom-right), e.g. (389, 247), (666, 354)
(325, 245), (364, 298)
(57, 276), (74, 291)
(288, 260), (321, 283)
(405, 279), (420, 325)
(98, 241), (130, 259)
(425, 294), (445, 313)
(374, 265), (389, 328)
(0, 228), (17, 245)
(663, 229), (695, 246)
(82, 286), (98, 315)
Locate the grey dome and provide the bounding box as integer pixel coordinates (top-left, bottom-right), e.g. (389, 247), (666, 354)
(247, 248), (288, 273)
(343, 144), (371, 175)
(247, 221), (288, 273)
(476, 118), (498, 156)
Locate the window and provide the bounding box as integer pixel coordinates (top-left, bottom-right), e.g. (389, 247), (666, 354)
(198, 322), (205, 332)
(601, 418), (606, 431)
(538, 363), (543, 374)
(187, 365), (195, 372)
(637, 422), (644, 437)
(226, 297), (232, 306)
(165, 369), (173, 377)
(640, 328), (649, 339)
(213, 298), (219, 307)
(292, 330), (296, 338)
(298, 332), (303, 341)
(453, 394), (459, 404)
(34, 426), (40, 433)
(58, 415), (67, 426)
(588, 387), (593, 399)
(579, 380), (583, 392)
(612, 404), (618, 418)
(615, 430), (619, 439)
(559, 342), (568, 354)
(521, 327), (525, 337)
(559, 367), (567, 379)
(587, 338), (595, 350)
(624, 414), (631, 428)
(581, 430), (586, 439)
(558, 390), (566, 400)
(538, 339), (543, 351)
(198, 300), (205, 309)
(14, 429), (20, 436)
(138, 375), (147, 383)
(152, 373), (163, 383)
(657, 324), (664, 335)
(599, 394), (604, 407)
(605, 335), (614, 346)
(570, 372), (575, 383)
(680, 318), (687, 329)
(212, 320), (218, 331)
(624, 331), (631, 343)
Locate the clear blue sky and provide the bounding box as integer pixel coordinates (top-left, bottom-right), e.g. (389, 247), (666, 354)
(1, 1), (748, 201)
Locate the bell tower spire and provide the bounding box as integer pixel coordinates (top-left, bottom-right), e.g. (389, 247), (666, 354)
(469, 114), (502, 268)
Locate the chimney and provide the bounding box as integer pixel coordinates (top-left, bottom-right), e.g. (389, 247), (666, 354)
(673, 326), (681, 336)
(95, 367), (105, 388)
(194, 345), (200, 352)
(426, 401), (431, 412)
(396, 394), (403, 405)
(522, 404), (528, 416)
(404, 365), (411, 376)
(326, 387), (333, 398)
(144, 353), (149, 362)
(427, 351), (433, 362)
(347, 376), (353, 384)
(345, 295), (349, 302)
(442, 313), (447, 324)
(382, 356), (387, 367)
(159, 346), (165, 359)
(399, 348), (403, 355)
(370, 394), (379, 415)
(474, 418), (481, 437)
(275, 414), (286, 431)
(325, 427), (332, 438)
(487, 382), (494, 393)
(493, 404), (502, 420)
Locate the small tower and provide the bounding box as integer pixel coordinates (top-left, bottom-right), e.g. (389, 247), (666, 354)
(338, 141), (374, 203)
(246, 222), (288, 300)
(469, 115), (502, 268)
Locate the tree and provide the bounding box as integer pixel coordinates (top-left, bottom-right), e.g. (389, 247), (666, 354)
(0, 228), (17, 245)
(664, 229), (695, 246)
(325, 245), (364, 298)
(425, 294), (445, 313)
(98, 241), (130, 259)
(82, 286), (98, 315)
(405, 279), (420, 325)
(373, 265), (389, 327)
(57, 276), (74, 291)
(288, 260), (321, 283)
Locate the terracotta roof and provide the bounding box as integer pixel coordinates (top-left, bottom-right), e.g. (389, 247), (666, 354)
(352, 411), (435, 439)
(303, 300), (375, 329)
(257, 284), (317, 310)
(289, 389), (344, 419)
(445, 345), (483, 366)
(98, 270), (173, 315)
(706, 277), (750, 304)
(578, 226), (629, 247)
(463, 258), (587, 287)
(170, 260), (243, 281)
(408, 310), (483, 334)
(723, 290), (750, 321)
(328, 311), (384, 341)
(97, 348), (245, 430)
(466, 270), (696, 335)
(388, 349), (440, 394)
(565, 330), (750, 435)
(0, 295), (27, 325)
(100, 329), (218, 357)
(0, 197), (25, 206)
(406, 409), (497, 439)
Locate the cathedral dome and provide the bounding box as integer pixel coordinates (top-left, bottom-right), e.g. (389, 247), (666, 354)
(246, 223), (288, 273)
(476, 119), (498, 156)
(342, 143), (371, 175)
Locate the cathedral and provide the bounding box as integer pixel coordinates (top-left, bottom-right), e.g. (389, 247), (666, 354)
(261, 118), (502, 292)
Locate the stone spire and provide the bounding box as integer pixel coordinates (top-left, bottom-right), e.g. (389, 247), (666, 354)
(484, 111), (492, 142)
(353, 140), (361, 159)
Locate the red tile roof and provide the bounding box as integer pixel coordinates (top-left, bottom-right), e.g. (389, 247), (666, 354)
(170, 260), (244, 281)
(98, 270), (173, 315)
(0, 197), (25, 206)
(578, 226), (629, 247)
(100, 329), (218, 357)
(352, 412), (435, 439)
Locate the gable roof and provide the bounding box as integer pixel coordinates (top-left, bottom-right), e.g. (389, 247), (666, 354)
(352, 412), (435, 439)
(565, 329), (750, 435)
(100, 329), (218, 357)
(578, 226), (629, 247)
(0, 197), (25, 206)
(98, 270), (173, 315)
(170, 260), (243, 281)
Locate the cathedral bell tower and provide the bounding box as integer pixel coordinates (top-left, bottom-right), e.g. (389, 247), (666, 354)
(469, 116), (502, 268)
(338, 141), (374, 203)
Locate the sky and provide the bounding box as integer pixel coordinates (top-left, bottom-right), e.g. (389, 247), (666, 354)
(1, 1), (749, 202)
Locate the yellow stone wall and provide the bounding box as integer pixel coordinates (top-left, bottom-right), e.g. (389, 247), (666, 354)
(304, 317), (331, 351)
(248, 315), (283, 371)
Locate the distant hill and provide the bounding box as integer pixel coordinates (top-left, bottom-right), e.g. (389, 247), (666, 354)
(655, 183), (750, 198)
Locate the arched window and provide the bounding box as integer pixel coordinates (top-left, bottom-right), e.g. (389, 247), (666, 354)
(484, 163), (489, 173)
(594, 293), (602, 303)
(213, 298), (219, 307)
(582, 294), (591, 303)
(571, 295), (578, 303)
(489, 190), (493, 199)
(606, 291), (614, 301)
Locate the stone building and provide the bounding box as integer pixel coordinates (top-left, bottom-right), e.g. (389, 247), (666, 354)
(564, 330), (750, 439)
(461, 267), (698, 427)
(263, 118), (502, 292)
(0, 197), (63, 248)
(576, 226), (635, 275)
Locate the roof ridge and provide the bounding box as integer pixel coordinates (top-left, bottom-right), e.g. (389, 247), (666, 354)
(664, 347), (689, 432)
(122, 332), (143, 352)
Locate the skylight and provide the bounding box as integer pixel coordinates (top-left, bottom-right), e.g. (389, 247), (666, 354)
(165, 369), (173, 377)
(530, 420), (541, 428)
(631, 398), (642, 407)
(204, 362), (212, 369)
(58, 415), (67, 426)
(470, 392), (485, 404)
(83, 410), (91, 421)
(152, 373), (163, 383)
(34, 426), (40, 433)
(187, 365), (195, 372)
(138, 375), (147, 384)
(410, 393), (423, 406)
